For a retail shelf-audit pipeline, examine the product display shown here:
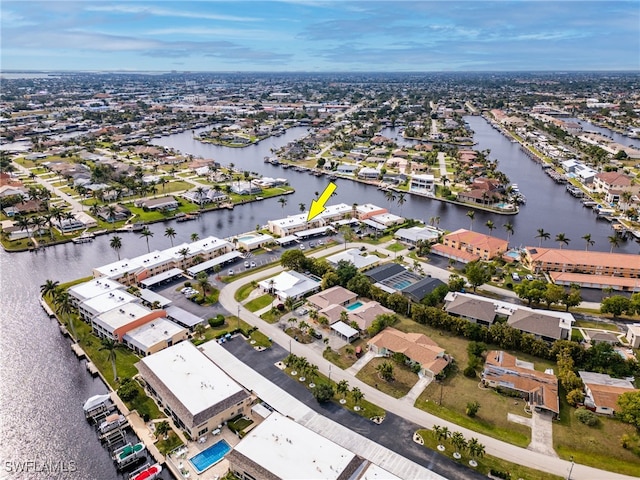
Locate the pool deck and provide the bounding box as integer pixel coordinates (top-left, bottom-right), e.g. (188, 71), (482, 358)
(166, 427), (240, 480)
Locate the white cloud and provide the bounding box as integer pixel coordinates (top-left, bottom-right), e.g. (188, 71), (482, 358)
(85, 4), (261, 22)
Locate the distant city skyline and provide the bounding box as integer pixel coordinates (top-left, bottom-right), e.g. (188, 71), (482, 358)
(1, 1), (638, 72)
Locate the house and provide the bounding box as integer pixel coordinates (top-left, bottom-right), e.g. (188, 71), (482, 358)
(357, 167), (379, 179)
(394, 226), (440, 245)
(364, 263), (406, 283)
(507, 309), (572, 342)
(368, 327), (449, 378)
(626, 324), (640, 348)
(325, 248), (380, 270)
(258, 271), (321, 300)
(307, 286), (358, 311)
(593, 172), (633, 196)
(231, 182), (262, 195)
(579, 371), (638, 415)
(483, 350), (559, 416)
(410, 174), (435, 196)
(433, 229), (508, 263)
(136, 342), (253, 439)
(182, 188), (227, 205)
(137, 196), (179, 211)
(444, 292), (498, 326)
(347, 301), (394, 331)
(336, 163), (358, 175)
(401, 277), (446, 303)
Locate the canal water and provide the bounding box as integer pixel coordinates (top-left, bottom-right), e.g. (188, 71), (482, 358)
(2, 114), (639, 480)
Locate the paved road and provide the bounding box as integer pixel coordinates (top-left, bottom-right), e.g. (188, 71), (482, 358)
(217, 242), (635, 480)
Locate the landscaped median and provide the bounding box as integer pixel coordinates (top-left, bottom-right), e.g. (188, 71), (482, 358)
(415, 427), (562, 480)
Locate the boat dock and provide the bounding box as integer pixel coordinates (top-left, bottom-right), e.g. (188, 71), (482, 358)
(86, 362), (99, 376)
(71, 343), (86, 359)
(39, 297), (55, 318)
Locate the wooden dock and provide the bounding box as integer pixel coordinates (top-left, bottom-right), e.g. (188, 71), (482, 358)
(86, 362), (98, 376)
(39, 297), (55, 318)
(71, 343), (86, 359)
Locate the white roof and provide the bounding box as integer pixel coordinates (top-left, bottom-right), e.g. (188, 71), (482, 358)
(140, 267), (184, 288)
(163, 236), (232, 261)
(275, 235), (299, 245)
(233, 412), (356, 480)
(395, 226), (440, 243)
(165, 305), (204, 328)
(238, 233), (274, 247)
(94, 258), (142, 278)
(186, 251), (242, 276)
(412, 174), (435, 180)
(269, 203), (351, 230)
(371, 213), (404, 224)
(356, 203), (386, 215)
(331, 321), (359, 338)
(138, 289), (172, 307)
(294, 226), (335, 237)
(135, 250), (174, 270)
(80, 290), (139, 317)
(139, 342), (244, 417)
(123, 317), (186, 351)
(258, 271), (320, 299)
(359, 463), (403, 480)
(326, 249), (380, 269)
(93, 302), (152, 333)
(69, 278), (123, 303)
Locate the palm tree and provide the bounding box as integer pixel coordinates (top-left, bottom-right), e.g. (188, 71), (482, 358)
(582, 233), (595, 251)
(195, 186), (206, 209)
(278, 197), (287, 213)
(164, 227), (176, 247)
(299, 202), (306, 213)
(99, 337), (123, 382)
(376, 361), (394, 381)
(397, 192), (406, 215)
(196, 272), (211, 296)
(384, 189), (396, 205)
(608, 234), (621, 253)
(194, 324), (206, 339)
(435, 425), (450, 446)
(190, 232), (200, 242)
(351, 386), (364, 407)
(178, 247), (190, 269)
(336, 380), (349, 400)
(503, 222), (514, 242)
(450, 431), (467, 456)
(15, 215), (32, 240)
(555, 233), (570, 249)
(54, 290), (77, 340)
(466, 210), (475, 231)
(106, 204), (117, 228)
(40, 279), (60, 299)
(139, 227), (154, 253)
(535, 228), (550, 247)
(485, 220), (495, 235)
(467, 437), (485, 460)
(110, 235), (123, 260)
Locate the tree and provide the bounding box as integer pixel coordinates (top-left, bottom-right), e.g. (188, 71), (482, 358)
(164, 227), (177, 247)
(54, 290), (77, 339)
(100, 337), (123, 382)
(485, 220), (495, 235)
(536, 228), (550, 247)
(312, 383), (334, 403)
(178, 247), (190, 269)
(465, 262), (490, 292)
(299, 202), (306, 213)
(336, 379), (349, 400)
(448, 274), (466, 292)
(450, 431), (467, 455)
(608, 234), (621, 253)
(110, 235), (123, 260)
(503, 222), (514, 242)
(190, 232), (200, 242)
(466, 401), (480, 418)
(467, 438), (485, 460)
(617, 391), (640, 429)
(351, 386), (364, 407)
(376, 361), (394, 381)
(139, 227), (154, 253)
(40, 279), (60, 299)
(339, 225), (355, 250)
(278, 197), (287, 212)
(466, 210), (475, 231)
(397, 192), (406, 215)
(543, 283), (565, 308)
(600, 295), (633, 317)
(194, 323), (206, 339)
(582, 233), (595, 251)
(196, 271), (211, 296)
(280, 249), (307, 271)
(336, 260), (358, 286)
(555, 232), (570, 249)
(155, 420), (170, 439)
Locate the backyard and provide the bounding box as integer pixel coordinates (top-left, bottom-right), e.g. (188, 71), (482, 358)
(355, 356), (419, 399)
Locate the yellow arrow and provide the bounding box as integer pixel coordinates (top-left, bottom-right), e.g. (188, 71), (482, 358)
(307, 182), (337, 222)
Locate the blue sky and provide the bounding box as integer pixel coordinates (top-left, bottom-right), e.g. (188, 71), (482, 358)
(1, 1), (638, 72)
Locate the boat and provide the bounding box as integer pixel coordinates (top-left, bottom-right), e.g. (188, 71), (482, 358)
(113, 442), (146, 467)
(129, 463), (162, 480)
(83, 394), (114, 418)
(176, 213), (198, 222)
(131, 222), (144, 232)
(72, 232), (95, 244)
(98, 413), (127, 435)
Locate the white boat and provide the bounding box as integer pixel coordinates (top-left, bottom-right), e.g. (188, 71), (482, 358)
(98, 413), (127, 434)
(113, 442), (146, 467)
(83, 394), (112, 413)
(72, 232), (95, 244)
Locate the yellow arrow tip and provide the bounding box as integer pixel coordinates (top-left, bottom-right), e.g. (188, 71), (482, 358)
(307, 199), (325, 222)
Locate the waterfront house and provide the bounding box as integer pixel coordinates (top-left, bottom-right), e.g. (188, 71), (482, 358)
(336, 163), (358, 175)
(394, 226), (440, 245)
(357, 167), (379, 180)
(137, 196), (178, 211)
(578, 371), (638, 415)
(409, 174), (435, 196)
(258, 270), (321, 301)
(181, 187), (227, 205)
(432, 229), (508, 263)
(593, 172), (633, 196)
(136, 342), (253, 439)
(231, 182), (262, 195)
(267, 203), (352, 236)
(368, 327), (449, 379)
(483, 350), (559, 416)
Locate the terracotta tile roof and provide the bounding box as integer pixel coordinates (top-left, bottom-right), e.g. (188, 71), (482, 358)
(348, 302), (393, 331)
(444, 229), (509, 253)
(595, 172), (632, 186)
(527, 247), (640, 270)
(307, 286), (358, 310)
(368, 327), (448, 376)
(431, 243), (480, 262)
(483, 350), (559, 414)
(549, 271), (640, 288)
(585, 383), (637, 411)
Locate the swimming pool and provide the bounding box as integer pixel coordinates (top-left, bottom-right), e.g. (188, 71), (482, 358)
(189, 439), (231, 473)
(393, 280), (412, 290)
(504, 250), (520, 260)
(237, 235), (256, 242)
(346, 301), (363, 311)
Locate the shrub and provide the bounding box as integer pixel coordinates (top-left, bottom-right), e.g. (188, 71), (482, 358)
(466, 401), (480, 417)
(489, 469), (511, 479)
(566, 388), (585, 407)
(312, 383), (335, 403)
(209, 316), (225, 328)
(184, 281), (192, 288)
(463, 366), (477, 378)
(574, 408), (599, 426)
(118, 378), (139, 402)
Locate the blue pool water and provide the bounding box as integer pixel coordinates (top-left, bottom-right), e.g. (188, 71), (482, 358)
(237, 235), (256, 242)
(189, 439), (231, 473)
(393, 280), (412, 289)
(346, 301), (363, 311)
(504, 251), (520, 259)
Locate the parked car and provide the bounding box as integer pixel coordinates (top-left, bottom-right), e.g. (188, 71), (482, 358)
(311, 330), (322, 340)
(250, 261), (257, 268)
(299, 244), (305, 250)
(317, 240), (323, 245)
(244, 261), (250, 268)
(511, 272), (520, 281)
(228, 269), (234, 276)
(525, 274), (534, 281)
(309, 242), (315, 248)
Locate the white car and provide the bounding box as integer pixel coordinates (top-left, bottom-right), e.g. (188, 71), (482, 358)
(317, 240), (323, 245)
(244, 261), (250, 268)
(299, 244), (305, 250)
(250, 261), (257, 268)
(525, 274), (534, 281)
(228, 269), (234, 276)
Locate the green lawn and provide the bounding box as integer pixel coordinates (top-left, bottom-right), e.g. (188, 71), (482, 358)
(386, 242), (406, 253)
(574, 320), (620, 332)
(244, 294), (274, 312)
(260, 308), (284, 324)
(235, 282), (257, 302)
(323, 338), (367, 369)
(155, 431), (184, 455)
(416, 428), (562, 480)
(355, 356), (419, 399)
(553, 390), (640, 476)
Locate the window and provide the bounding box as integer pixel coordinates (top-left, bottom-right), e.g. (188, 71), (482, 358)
(198, 427), (208, 436)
